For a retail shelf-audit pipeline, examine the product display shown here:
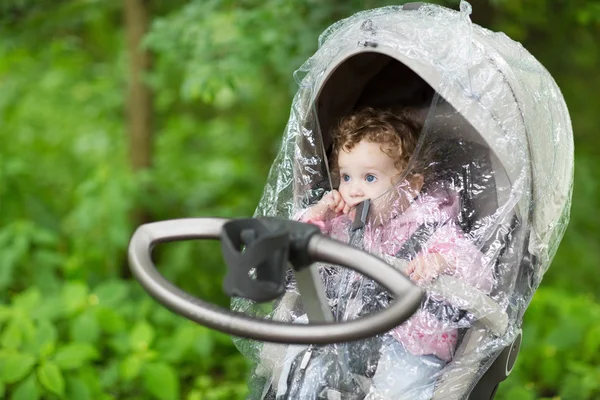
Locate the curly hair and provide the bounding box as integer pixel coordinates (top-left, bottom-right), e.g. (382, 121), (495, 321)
(330, 107), (422, 181)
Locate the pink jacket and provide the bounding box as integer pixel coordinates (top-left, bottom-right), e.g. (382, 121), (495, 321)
(299, 189), (494, 362)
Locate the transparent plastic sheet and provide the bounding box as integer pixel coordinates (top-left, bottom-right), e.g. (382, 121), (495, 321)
(232, 2), (573, 399)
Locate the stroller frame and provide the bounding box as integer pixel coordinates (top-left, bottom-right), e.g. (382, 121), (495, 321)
(128, 2), (573, 399)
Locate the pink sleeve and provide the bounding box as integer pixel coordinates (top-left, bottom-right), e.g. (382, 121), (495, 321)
(293, 209), (332, 234)
(427, 224), (494, 293)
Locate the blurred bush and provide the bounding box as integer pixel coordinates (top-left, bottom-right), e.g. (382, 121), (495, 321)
(497, 288), (600, 400)
(0, 280), (248, 399)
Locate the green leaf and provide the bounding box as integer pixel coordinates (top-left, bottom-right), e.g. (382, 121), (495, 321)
(78, 366), (101, 396)
(581, 324), (600, 363)
(100, 361), (119, 390)
(545, 316), (585, 350)
(95, 306), (126, 334)
(93, 280), (129, 307)
(11, 374), (40, 400)
(108, 333), (130, 356)
(0, 305), (13, 322)
(37, 361), (65, 397)
(66, 377), (91, 400)
(1, 320), (23, 349)
(70, 311), (100, 344)
(539, 350), (562, 388)
(54, 343), (99, 370)
(142, 362), (179, 400)
(61, 281), (89, 315)
(186, 390), (202, 400)
(12, 288), (41, 313)
(130, 321), (155, 351)
(194, 328), (214, 358)
(13, 315), (36, 346)
(0, 247), (17, 290)
(120, 354), (142, 381)
(0, 352), (36, 384)
(24, 319), (57, 358)
(158, 325), (197, 363)
(32, 297), (65, 321)
(30, 227), (58, 247)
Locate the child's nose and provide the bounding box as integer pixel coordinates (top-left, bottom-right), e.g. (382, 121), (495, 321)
(350, 184), (364, 197)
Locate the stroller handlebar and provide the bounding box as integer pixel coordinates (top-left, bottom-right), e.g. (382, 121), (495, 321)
(128, 217), (424, 344)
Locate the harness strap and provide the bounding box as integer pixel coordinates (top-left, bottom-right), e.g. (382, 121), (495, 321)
(395, 221), (441, 261)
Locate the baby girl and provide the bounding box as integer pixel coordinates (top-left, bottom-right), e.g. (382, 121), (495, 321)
(297, 107), (493, 399)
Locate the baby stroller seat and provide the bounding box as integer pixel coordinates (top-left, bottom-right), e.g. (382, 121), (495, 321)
(254, 100), (517, 400)
(126, 2), (573, 400)
(234, 2), (572, 399)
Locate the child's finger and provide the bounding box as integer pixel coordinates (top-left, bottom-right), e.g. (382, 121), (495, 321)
(405, 261), (415, 275)
(408, 257), (426, 278)
(324, 193), (337, 210)
(409, 271), (421, 283)
(332, 190), (341, 203)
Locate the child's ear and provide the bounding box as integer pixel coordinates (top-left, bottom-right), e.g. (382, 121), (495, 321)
(409, 173), (424, 193)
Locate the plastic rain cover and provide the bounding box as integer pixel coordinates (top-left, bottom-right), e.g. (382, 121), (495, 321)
(232, 2), (574, 399)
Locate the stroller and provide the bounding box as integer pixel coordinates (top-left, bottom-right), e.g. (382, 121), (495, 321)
(128, 2), (574, 399)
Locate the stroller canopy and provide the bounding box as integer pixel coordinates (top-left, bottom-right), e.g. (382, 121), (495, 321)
(241, 2), (573, 399)
(257, 2), (573, 270)
(256, 0), (573, 300)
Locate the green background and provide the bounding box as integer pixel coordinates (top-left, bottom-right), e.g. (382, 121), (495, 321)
(0, 1), (598, 399)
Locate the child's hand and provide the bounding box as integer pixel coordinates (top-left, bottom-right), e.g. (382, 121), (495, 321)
(322, 190), (349, 214)
(303, 190), (349, 222)
(405, 253), (449, 284)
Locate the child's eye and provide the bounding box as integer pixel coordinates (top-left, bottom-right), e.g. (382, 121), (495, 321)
(342, 174), (351, 182)
(365, 174), (377, 183)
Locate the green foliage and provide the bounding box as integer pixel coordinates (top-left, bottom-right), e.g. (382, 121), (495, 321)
(0, 282), (248, 399)
(544, 155), (600, 296)
(0, 1), (253, 396)
(497, 288), (600, 400)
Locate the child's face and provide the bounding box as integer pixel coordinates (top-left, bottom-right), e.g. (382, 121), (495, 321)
(337, 140), (402, 208)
